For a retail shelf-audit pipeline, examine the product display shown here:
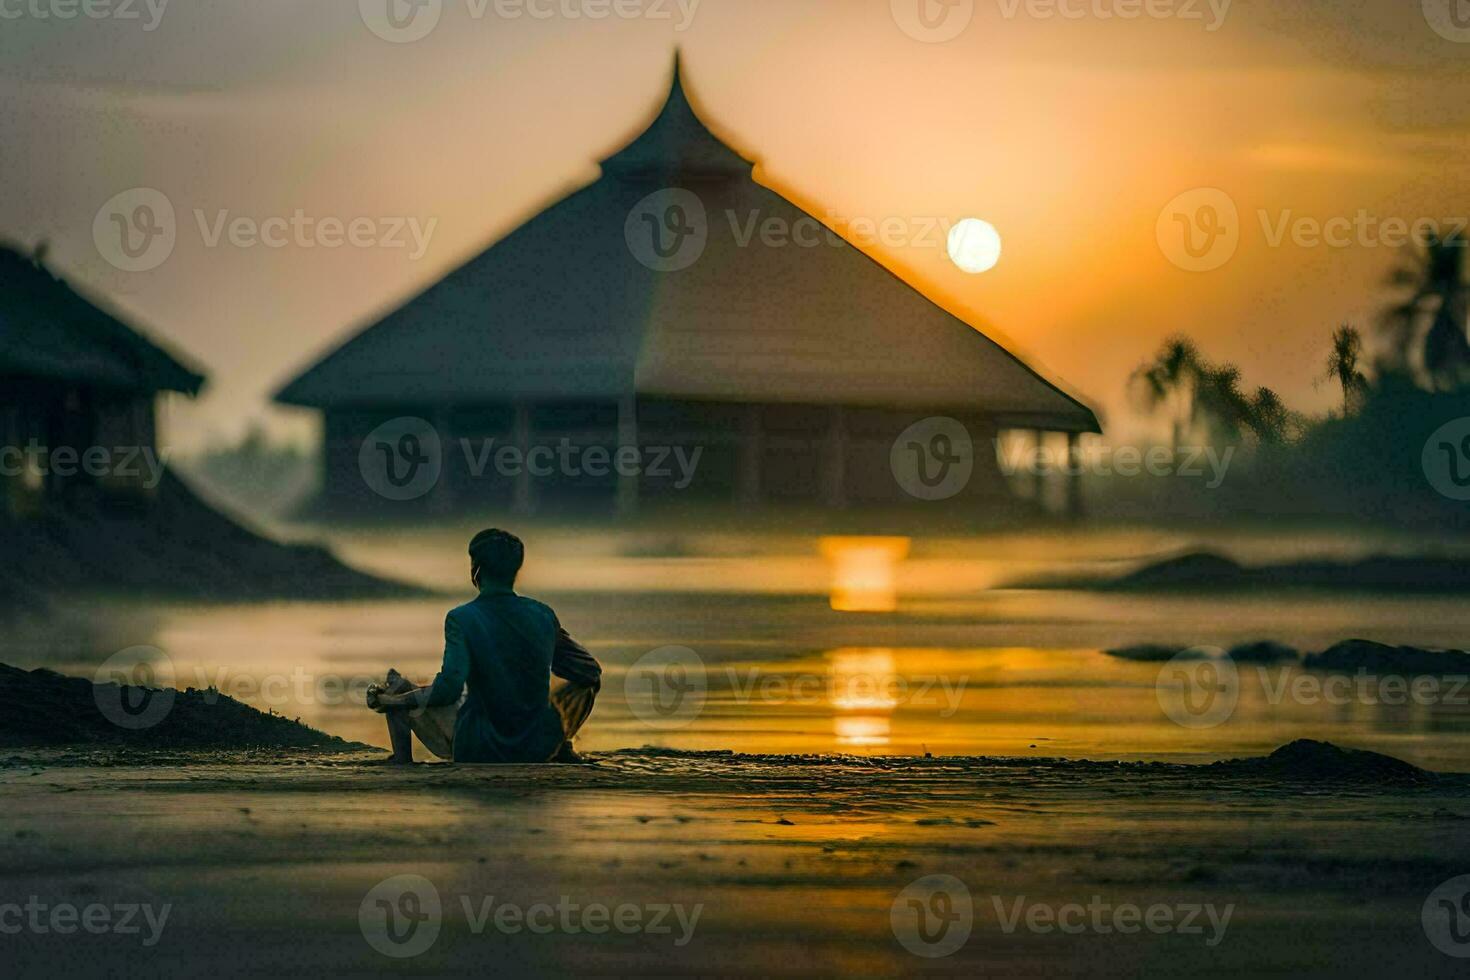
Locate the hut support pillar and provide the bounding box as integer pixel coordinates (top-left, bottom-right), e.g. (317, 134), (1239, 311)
(512, 402), (534, 516)
(1032, 429), (1047, 510)
(823, 406), (848, 508)
(616, 395), (639, 518)
(429, 406), (456, 515)
(736, 405), (763, 506)
(1065, 431), (1084, 521)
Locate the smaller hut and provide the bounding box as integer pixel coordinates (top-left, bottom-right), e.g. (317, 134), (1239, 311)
(0, 244), (205, 519)
(0, 243), (418, 609)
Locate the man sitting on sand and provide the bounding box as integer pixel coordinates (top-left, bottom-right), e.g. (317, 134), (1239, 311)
(366, 529), (601, 764)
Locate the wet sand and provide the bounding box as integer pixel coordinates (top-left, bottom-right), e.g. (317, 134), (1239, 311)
(4, 748), (1469, 977)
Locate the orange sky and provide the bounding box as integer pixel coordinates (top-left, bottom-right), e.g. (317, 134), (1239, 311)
(2, 0), (1468, 449)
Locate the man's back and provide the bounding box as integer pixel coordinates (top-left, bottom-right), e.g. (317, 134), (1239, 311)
(427, 588), (566, 763)
(374, 529), (601, 765)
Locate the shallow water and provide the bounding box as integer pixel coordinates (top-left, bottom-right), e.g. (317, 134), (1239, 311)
(11, 525), (1470, 770)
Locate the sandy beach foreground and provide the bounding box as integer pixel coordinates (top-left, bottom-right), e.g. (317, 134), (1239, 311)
(4, 746), (1468, 977)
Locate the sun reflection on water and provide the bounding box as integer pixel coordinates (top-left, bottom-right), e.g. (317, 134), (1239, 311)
(833, 715), (891, 747)
(830, 648), (898, 747)
(819, 537), (911, 612)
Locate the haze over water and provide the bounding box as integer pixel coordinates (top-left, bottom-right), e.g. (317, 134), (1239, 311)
(13, 523), (1470, 770)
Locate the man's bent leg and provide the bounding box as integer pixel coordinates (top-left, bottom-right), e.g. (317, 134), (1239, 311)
(548, 677), (599, 762)
(386, 709), (417, 764)
(406, 702), (457, 761)
(376, 669), (457, 764)
(380, 669), (420, 764)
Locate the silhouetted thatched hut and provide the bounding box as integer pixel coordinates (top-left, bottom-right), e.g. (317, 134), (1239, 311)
(276, 57), (1099, 516)
(0, 244), (423, 608)
(0, 244), (204, 518)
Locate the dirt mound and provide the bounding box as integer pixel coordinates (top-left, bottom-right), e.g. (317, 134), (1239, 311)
(1104, 550), (1470, 593)
(1103, 641), (1298, 663)
(1305, 639), (1470, 675)
(1103, 643), (1187, 662)
(1211, 739), (1432, 785)
(0, 662), (366, 751)
(1227, 640), (1299, 663)
(0, 469), (426, 608)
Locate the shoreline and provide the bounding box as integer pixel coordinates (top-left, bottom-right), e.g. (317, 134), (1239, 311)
(4, 742), (1468, 977)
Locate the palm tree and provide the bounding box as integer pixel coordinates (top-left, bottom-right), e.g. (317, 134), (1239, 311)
(1195, 364), (1256, 444)
(1248, 387), (1289, 445)
(1380, 230), (1470, 389)
(1322, 325), (1369, 414)
(1130, 337), (1202, 450)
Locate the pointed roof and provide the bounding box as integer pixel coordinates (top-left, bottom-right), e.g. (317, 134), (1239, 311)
(0, 244), (205, 395)
(600, 53), (753, 178)
(275, 56), (1099, 434)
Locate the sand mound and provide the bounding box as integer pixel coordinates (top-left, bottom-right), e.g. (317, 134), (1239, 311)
(1305, 639), (1470, 675)
(0, 469), (425, 617)
(1104, 641), (1298, 663)
(1211, 739), (1432, 785)
(1105, 550), (1470, 593)
(0, 663), (364, 751)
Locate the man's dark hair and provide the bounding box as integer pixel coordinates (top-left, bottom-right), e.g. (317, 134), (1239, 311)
(468, 529), (524, 589)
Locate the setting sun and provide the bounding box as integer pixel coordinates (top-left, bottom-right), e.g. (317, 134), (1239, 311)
(947, 217), (1002, 274)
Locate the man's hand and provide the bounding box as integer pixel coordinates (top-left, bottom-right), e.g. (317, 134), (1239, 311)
(367, 685), (428, 713)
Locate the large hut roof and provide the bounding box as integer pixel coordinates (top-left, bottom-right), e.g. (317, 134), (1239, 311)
(0, 244), (205, 395)
(276, 57), (1099, 433)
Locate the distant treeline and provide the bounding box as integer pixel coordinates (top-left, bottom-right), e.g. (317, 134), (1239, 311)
(1118, 228), (1470, 528)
